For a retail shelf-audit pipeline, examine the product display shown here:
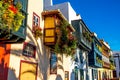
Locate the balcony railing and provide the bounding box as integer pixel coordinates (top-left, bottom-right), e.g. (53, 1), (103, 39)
(94, 45), (102, 55)
(80, 33), (92, 50)
(0, 1), (27, 43)
(103, 61), (110, 68)
(102, 50), (109, 58)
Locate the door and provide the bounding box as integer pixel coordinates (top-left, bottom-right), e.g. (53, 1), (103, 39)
(0, 44), (11, 80)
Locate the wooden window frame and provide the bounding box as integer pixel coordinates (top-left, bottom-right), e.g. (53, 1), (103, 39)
(19, 60), (38, 80)
(22, 42), (36, 58)
(65, 71), (69, 80)
(32, 12), (40, 27)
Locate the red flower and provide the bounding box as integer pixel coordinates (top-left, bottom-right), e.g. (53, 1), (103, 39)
(32, 26), (42, 33)
(8, 5), (18, 14)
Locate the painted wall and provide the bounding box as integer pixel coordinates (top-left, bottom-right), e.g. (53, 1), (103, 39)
(8, 0), (44, 80)
(0, 44), (11, 80)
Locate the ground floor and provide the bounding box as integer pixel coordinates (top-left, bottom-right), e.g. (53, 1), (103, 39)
(98, 68), (114, 80)
(0, 44), (116, 80)
(0, 43), (74, 80)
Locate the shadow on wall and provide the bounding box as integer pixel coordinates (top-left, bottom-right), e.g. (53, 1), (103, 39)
(27, 26), (50, 80)
(0, 44), (17, 80)
(56, 74), (63, 80)
(0, 58), (18, 80)
(57, 56), (64, 71)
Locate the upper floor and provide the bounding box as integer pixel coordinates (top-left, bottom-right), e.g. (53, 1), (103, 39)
(100, 40), (110, 58)
(88, 33), (102, 68)
(42, 9), (76, 56)
(0, 0), (28, 43)
(44, 1), (81, 24)
(72, 19), (92, 51)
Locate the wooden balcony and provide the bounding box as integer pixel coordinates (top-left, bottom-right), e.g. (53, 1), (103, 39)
(0, 26), (26, 43)
(0, 1), (27, 43)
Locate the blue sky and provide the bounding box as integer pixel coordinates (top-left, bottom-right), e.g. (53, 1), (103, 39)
(53, 0), (120, 51)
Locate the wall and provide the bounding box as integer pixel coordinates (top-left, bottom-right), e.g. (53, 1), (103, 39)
(45, 2), (81, 23)
(0, 44), (11, 80)
(8, 0), (44, 80)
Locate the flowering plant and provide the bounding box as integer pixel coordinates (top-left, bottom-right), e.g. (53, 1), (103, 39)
(0, 0), (24, 32)
(54, 20), (77, 56)
(32, 26), (42, 39)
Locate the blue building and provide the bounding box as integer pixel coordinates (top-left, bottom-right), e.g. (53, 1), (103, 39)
(88, 33), (102, 80)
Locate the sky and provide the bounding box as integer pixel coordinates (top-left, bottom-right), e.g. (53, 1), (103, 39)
(53, 0), (120, 51)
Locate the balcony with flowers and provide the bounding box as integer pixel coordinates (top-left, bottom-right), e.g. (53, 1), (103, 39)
(109, 55), (115, 70)
(0, 0), (27, 43)
(42, 10), (77, 56)
(32, 26), (42, 39)
(72, 19), (92, 52)
(88, 33), (102, 68)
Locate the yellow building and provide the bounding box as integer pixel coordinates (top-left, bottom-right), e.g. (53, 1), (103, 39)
(98, 40), (114, 80)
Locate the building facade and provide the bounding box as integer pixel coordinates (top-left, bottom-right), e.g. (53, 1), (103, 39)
(0, 0), (44, 80)
(44, 0), (81, 24)
(98, 40), (111, 80)
(72, 19), (92, 80)
(88, 33), (102, 80)
(0, 0), (117, 80)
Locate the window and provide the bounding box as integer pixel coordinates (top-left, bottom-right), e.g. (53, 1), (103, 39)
(50, 51), (57, 74)
(65, 71), (69, 80)
(33, 12), (40, 27)
(19, 61), (37, 80)
(23, 42), (36, 57)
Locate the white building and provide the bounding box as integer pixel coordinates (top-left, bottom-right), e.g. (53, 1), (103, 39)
(44, 0), (81, 24)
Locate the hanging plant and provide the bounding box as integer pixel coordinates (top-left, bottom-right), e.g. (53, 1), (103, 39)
(0, 0), (24, 32)
(33, 26), (42, 39)
(54, 19), (77, 56)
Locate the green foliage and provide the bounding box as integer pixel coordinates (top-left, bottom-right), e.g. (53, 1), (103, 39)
(33, 26), (42, 39)
(54, 20), (77, 56)
(0, 1), (24, 32)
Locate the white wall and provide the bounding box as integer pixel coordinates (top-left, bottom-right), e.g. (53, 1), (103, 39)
(45, 2), (81, 24)
(27, 0), (44, 30)
(8, 0), (44, 80)
(68, 3), (81, 23)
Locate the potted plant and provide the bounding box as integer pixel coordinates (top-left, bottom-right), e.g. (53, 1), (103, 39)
(54, 20), (77, 56)
(0, 0), (24, 38)
(32, 26), (42, 39)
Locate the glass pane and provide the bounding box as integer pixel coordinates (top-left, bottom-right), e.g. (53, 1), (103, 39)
(23, 43), (35, 57)
(45, 29), (54, 36)
(44, 37), (55, 43)
(45, 17), (55, 28)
